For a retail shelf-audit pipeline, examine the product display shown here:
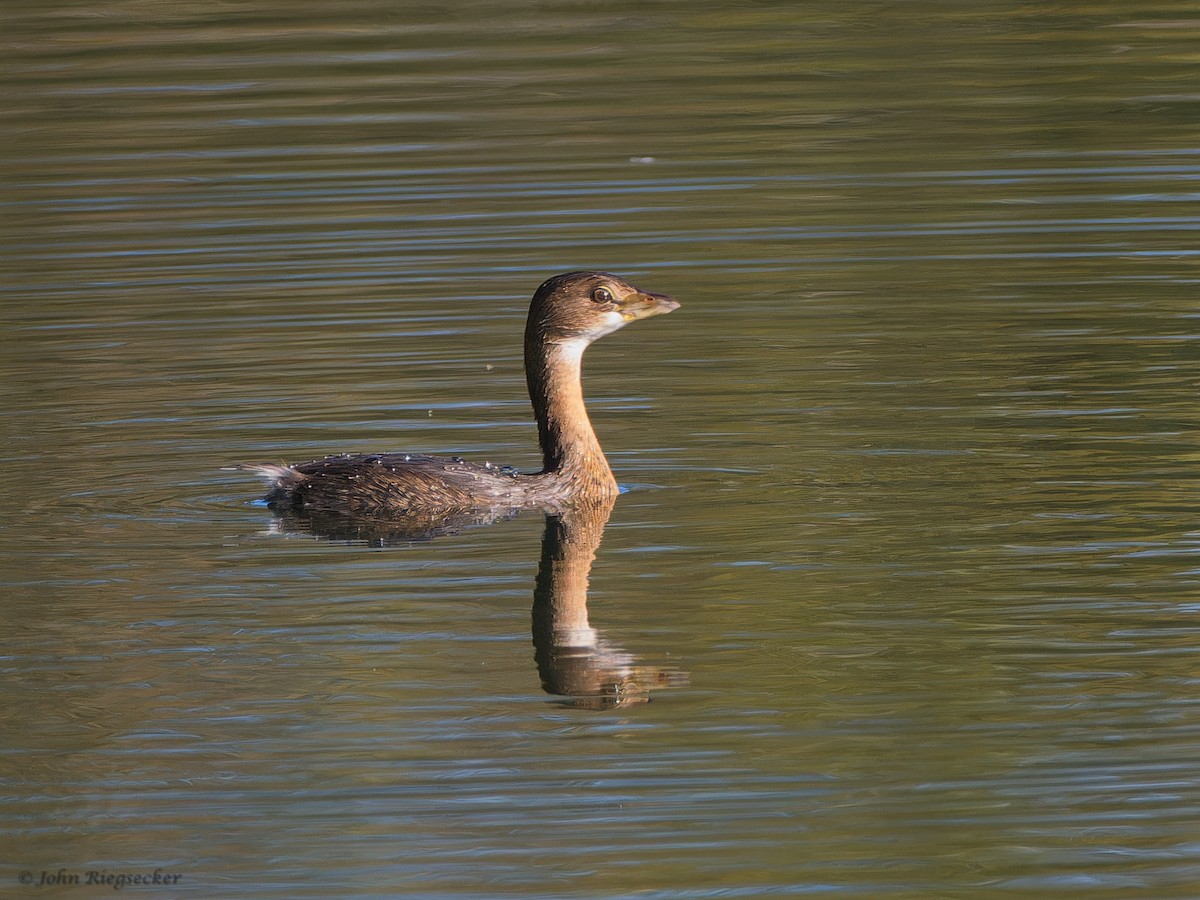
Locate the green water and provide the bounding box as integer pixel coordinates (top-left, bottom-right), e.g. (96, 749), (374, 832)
(4, 2), (1200, 897)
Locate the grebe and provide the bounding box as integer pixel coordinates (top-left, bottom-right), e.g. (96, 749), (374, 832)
(236, 271), (679, 518)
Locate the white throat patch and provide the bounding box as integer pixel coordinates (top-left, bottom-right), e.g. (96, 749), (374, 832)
(556, 311), (626, 364)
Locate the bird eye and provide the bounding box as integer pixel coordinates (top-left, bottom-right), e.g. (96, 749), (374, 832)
(591, 287), (613, 304)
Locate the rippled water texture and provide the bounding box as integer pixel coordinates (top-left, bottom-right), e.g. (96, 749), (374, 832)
(4, 2), (1200, 897)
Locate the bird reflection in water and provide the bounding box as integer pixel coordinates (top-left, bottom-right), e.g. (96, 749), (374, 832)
(531, 495), (687, 709)
(261, 495), (687, 709)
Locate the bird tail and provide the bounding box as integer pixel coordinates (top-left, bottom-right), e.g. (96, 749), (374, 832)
(222, 463), (303, 487)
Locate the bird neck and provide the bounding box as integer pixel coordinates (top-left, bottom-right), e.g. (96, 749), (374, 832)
(525, 335), (617, 496)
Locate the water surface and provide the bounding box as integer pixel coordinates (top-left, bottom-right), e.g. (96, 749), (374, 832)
(4, 2), (1200, 897)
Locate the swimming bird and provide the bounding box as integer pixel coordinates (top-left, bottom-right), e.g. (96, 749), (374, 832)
(235, 271), (679, 522)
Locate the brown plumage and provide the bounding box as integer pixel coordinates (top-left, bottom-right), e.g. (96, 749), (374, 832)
(233, 272), (678, 527)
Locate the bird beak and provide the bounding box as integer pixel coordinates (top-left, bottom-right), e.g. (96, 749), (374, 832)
(621, 289), (680, 322)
